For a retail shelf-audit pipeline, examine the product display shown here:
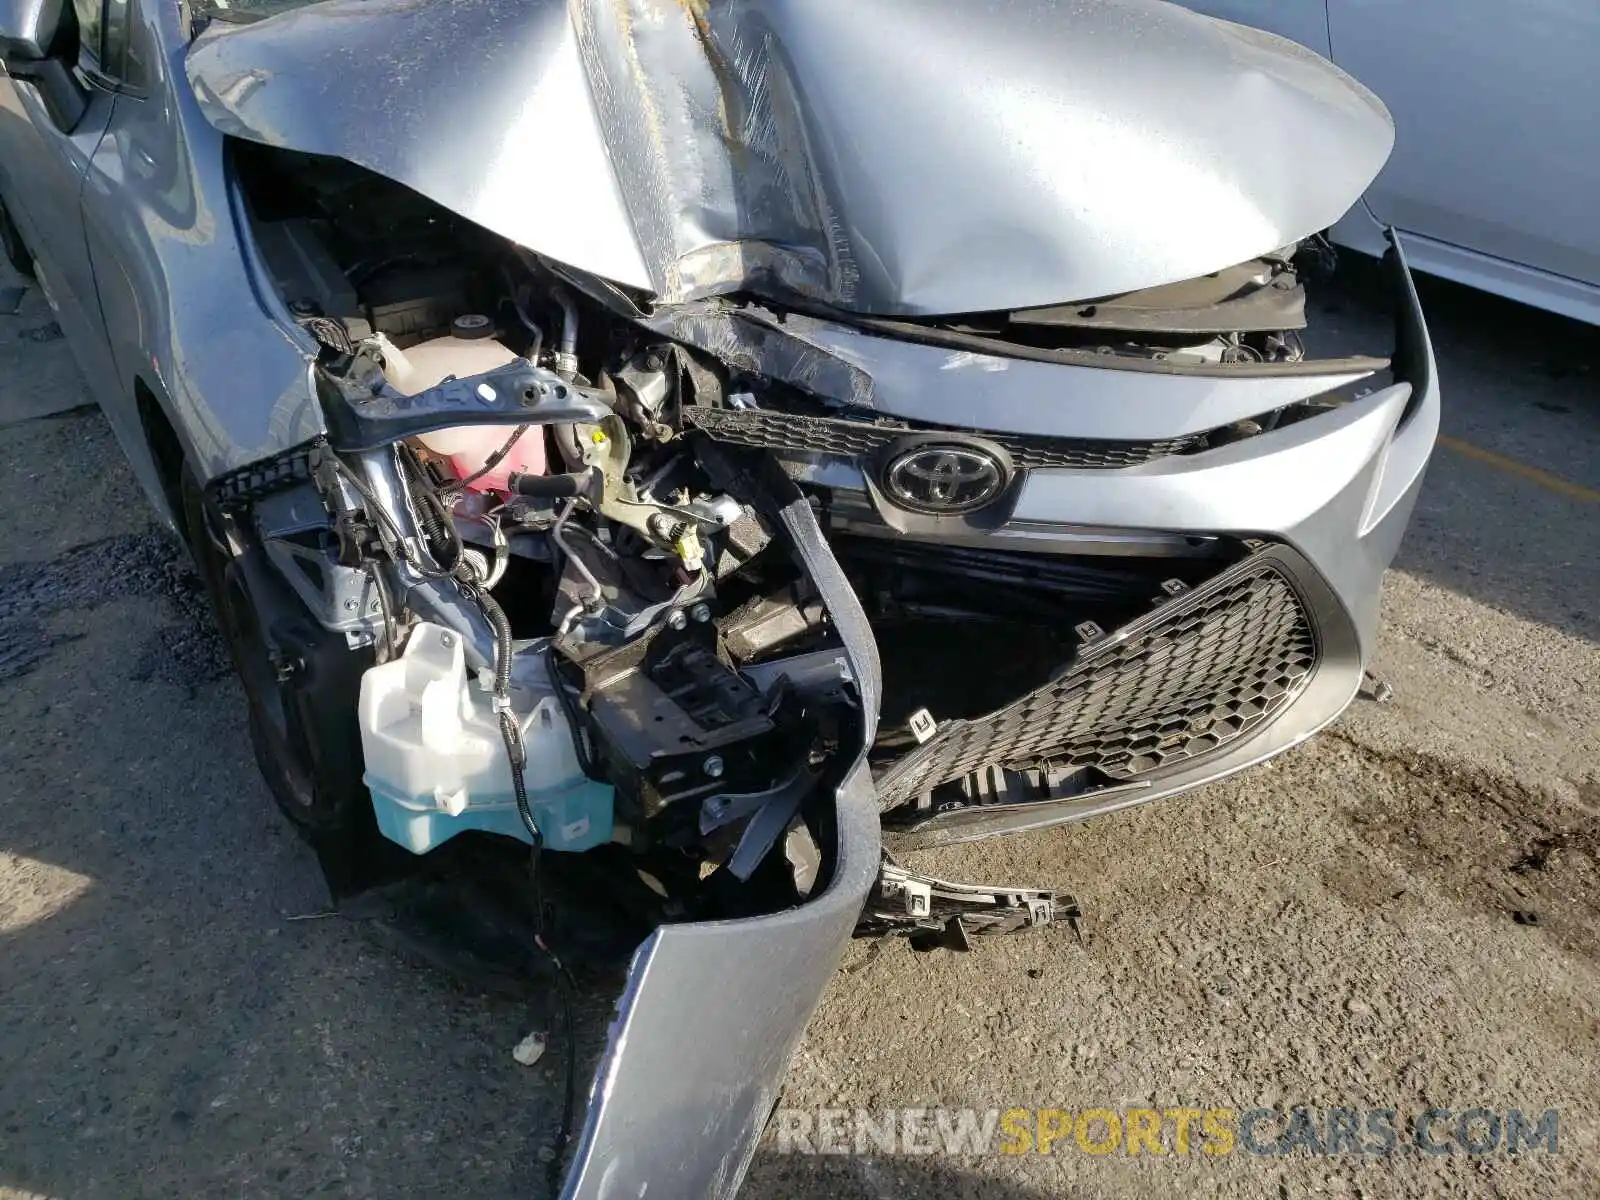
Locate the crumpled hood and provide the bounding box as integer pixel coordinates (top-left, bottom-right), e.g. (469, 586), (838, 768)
(188, 0), (1393, 315)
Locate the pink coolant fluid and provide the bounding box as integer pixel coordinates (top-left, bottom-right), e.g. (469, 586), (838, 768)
(376, 319), (548, 492)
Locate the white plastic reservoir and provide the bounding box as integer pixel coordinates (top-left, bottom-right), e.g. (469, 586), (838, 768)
(359, 623), (613, 854)
(377, 318), (548, 491)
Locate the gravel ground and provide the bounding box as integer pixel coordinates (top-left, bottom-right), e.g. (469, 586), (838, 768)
(1, 259), (1597, 1199)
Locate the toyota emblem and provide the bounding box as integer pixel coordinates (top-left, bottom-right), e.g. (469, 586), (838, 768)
(881, 440), (1008, 513)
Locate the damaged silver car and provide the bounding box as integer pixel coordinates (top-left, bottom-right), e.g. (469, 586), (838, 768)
(0, 0), (1438, 1192)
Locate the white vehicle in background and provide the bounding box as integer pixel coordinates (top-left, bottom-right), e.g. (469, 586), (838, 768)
(1181, 0), (1600, 324)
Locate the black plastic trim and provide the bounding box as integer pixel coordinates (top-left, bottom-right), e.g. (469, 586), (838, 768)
(878, 542), (1362, 847)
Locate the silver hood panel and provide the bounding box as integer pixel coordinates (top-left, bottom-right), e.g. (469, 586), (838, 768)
(187, 0), (1393, 316)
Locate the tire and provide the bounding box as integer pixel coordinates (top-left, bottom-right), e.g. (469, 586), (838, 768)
(179, 465), (402, 891)
(0, 196), (34, 279)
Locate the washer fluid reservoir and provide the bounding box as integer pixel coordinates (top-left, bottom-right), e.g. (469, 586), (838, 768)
(359, 623), (614, 854)
(377, 315), (548, 491)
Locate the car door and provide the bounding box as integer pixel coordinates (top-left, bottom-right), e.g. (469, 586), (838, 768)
(0, 0), (121, 403)
(1327, 0), (1600, 286)
(76, 0), (177, 507)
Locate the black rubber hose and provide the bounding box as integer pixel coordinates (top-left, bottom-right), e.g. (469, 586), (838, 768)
(507, 470), (588, 499)
(500, 267), (545, 363)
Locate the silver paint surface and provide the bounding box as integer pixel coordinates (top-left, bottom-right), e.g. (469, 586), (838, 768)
(80, 2), (324, 499)
(186, 0), (1394, 315)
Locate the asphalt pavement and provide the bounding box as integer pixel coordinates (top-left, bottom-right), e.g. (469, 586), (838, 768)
(1, 258), (1596, 1199)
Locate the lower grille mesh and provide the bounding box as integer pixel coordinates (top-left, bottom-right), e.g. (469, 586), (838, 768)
(685, 406), (1196, 470)
(876, 558), (1318, 809)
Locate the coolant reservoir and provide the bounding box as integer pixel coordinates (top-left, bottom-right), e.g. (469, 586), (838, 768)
(359, 623), (614, 854)
(378, 315), (548, 491)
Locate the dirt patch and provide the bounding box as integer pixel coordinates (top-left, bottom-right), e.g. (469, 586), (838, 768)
(1318, 849), (1409, 913)
(1324, 732), (1600, 960)
(0, 531), (230, 688)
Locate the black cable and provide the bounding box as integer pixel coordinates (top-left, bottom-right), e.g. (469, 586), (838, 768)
(464, 578), (543, 854)
(543, 935), (578, 1197)
(446, 425), (530, 496)
(545, 641), (596, 777)
(367, 561), (399, 662)
(401, 448), (463, 571)
(330, 459), (454, 580)
(473, 584), (580, 1196)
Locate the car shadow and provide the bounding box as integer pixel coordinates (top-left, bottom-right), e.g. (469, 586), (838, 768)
(1309, 253), (1599, 645)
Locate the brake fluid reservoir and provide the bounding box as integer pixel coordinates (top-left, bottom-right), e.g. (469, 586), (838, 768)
(358, 623), (613, 854)
(377, 316), (548, 491)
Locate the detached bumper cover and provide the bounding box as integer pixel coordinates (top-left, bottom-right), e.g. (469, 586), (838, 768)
(868, 240), (1436, 845)
(879, 540), (1364, 848)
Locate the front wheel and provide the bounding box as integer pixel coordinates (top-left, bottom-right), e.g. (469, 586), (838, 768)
(0, 196), (35, 279)
(179, 465), (399, 891)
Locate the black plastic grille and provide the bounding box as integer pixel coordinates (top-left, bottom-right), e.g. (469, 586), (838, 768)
(211, 437), (321, 512)
(685, 407), (1196, 470)
(876, 558), (1318, 809)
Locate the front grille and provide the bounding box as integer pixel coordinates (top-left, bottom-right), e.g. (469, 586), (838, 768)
(685, 407), (1196, 470)
(875, 556), (1318, 809)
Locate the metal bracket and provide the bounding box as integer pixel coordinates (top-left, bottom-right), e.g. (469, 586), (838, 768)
(701, 765), (819, 883)
(700, 765), (817, 835)
(859, 860), (1078, 947)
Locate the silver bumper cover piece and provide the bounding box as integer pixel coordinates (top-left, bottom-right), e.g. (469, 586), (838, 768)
(560, 493), (883, 1199)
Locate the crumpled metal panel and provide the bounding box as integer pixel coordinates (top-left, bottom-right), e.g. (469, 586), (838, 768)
(185, 0), (655, 293)
(187, 0), (1393, 315)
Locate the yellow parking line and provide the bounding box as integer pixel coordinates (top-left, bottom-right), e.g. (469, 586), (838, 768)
(1437, 434), (1600, 504)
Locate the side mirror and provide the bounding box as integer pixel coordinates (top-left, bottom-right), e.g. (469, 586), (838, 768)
(0, 0), (65, 61)
(1, 0), (85, 133)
